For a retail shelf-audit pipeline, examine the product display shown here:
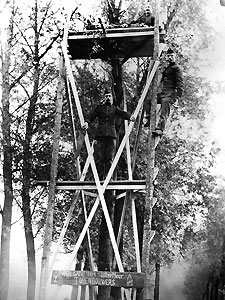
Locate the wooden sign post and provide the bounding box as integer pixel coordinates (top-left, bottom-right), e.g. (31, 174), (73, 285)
(51, 270), (145, 289)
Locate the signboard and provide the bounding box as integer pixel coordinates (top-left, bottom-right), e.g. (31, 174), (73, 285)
(51, 270), (145, 288)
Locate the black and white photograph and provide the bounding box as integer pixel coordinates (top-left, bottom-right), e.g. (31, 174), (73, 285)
(0, 1), (225, 300)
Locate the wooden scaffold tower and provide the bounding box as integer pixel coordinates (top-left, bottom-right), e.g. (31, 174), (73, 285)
(37, 1), (165, 299)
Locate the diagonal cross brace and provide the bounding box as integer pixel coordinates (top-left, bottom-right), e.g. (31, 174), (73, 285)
(61, 42), (128, 273)
(61, 42), (134, 300)
(61, 41), (159, 274)
(103, 59), (160, 186)
(47, 149), (93, 279)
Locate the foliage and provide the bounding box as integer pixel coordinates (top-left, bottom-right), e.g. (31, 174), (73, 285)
(183, 186), (225, 299)
(183, 242), (212, 300)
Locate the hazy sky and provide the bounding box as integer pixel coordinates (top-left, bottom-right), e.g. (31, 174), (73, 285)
(202, 1), (225, 176)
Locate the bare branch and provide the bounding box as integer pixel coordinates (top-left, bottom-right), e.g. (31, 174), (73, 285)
(164, 1), (180, 30)
(31, 187), (46, 217)
(38, 1), (52, 35)
(38, 31), (61, 60)
(118, 0), (123, 10)
(14, 20), (34, 56)
(11, 214), (23, 226)
(9, 31), (60, 90)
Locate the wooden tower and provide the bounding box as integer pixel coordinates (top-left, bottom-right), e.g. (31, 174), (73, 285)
(38, 2), (165, 300)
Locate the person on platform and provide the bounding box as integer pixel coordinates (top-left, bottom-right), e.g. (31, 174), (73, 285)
(144, 48), (184, 136)
(82, 90), (135, 180)
(130, 5), (155, 27)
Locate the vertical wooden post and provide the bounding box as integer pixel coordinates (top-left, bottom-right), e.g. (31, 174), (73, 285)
(142, 0), (160, 299)
(38, 51), (64, 300)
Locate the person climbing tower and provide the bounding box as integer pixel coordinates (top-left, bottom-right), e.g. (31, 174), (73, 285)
(82, 89), (135, 180)
(144, 48), (184, 136)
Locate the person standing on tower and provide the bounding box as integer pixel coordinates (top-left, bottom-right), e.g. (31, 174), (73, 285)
(82, 89), (135, 180)
(129, 4), (155, 27)
(144, 48), (184, 136)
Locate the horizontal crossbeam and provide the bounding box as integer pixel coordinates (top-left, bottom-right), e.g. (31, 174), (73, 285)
(36, 180), (146, 190)
(68, 26), (155, 39)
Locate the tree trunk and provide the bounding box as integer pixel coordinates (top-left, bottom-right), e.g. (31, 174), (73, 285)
(97, 190), (114, 300)
(21, 2), (40, 299)
(206, 280), (210, 300)
(111, 194), (124, 300)
(154, 262), (160, 300)
(218, 235), (225, 300)
(0, 89), (14, 300)
(0, 2), (15, 300)
(96, 55), (124, 300)
(110, 58), (124, 300)
(71, 250), (85, 300)
(142, 1), (160, 299)
(214, 277), (219, 300)
(38, 53), (64, 300)
(21, 61), (38, 300)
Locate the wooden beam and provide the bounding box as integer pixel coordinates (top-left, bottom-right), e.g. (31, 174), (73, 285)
(69, 26), (155, 38)
(51, 270), (146, 288)
(151, 197), (157, 207)
(142, 1), (161, 299)
(69, 29), (155, 40)
(36, 180), (146, 190)
(84, 191), (98, 198)
(47, 155), (92, 279)
(38, 54), (64, 300)
(116, 192), (126, 200)
(62, 43), (133, 300)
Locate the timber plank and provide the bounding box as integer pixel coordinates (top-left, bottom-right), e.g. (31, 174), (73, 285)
(36, 180), (146, 190)
(51, 270), (145, 288)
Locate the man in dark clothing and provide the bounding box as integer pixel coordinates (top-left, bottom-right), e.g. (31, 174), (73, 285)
(144, 48), (184, 136)
(130, 5), (155, 27)
(83, 90), (135, 180)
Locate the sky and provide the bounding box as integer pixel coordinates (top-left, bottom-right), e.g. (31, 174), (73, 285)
(1, 0), (225, 300)
(202, 2), (225, 176)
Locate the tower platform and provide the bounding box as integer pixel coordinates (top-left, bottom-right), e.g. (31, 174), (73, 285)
(67, 26), (164, 60)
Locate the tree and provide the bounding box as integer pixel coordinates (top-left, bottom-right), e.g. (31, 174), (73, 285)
(38, 52), (64, 300)
(19, 1), (61, 298)
(183, 187), (225, 300)
(0, 2), (16, 299)
(0, 1), (62, 299)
